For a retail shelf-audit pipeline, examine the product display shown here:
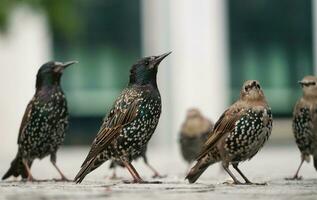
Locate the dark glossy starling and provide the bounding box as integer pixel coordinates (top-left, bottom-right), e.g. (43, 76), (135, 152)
(287, 76), (317, 180)
(179, 108), (213, 164)
(186, 80), (273, 185)
(74, 52), (171, 184)
(2, 61), (77, 181)
(108, 145), (164, 179)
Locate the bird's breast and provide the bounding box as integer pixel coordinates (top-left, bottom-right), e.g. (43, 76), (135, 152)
(225, 108), (272, 160)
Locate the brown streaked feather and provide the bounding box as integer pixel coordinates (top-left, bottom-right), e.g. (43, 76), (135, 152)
(17, 97), (35, 144)
(80, 100), (140, 167)
(197, 106), (245, 160)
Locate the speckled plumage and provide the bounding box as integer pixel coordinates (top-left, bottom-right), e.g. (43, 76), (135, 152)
(2, 61), (77, 181)
(179, 108), (214, 164)
(19, 90), (68, 160)
(84, 86), (161, 168)
(74, 52), (170, 183)
(288, 76), (317, 180)
(186, 80), (273, 185)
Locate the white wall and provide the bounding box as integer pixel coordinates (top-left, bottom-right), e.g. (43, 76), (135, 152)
(141, 0), (173, 147)
(142, 0), (229, 147)
(0, 5), (51, 156)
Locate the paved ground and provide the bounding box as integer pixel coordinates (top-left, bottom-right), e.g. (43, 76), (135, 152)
(1, 144), (317, 200)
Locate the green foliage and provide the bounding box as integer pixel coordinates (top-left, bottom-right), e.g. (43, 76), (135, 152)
(0, 0), (81, 41)
(0, 0), (14, 30)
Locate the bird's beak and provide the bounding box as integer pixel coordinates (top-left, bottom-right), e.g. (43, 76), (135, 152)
(55, 61), (78, 73)
(153, 51), (172, 66)
(298, 81), (305, 87)
(62, 60), (78, 68)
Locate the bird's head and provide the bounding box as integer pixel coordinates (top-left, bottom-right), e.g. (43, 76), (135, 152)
(240, 80), (265, 102)
(299, 76), (317, 98)
(36, 61), (77, 89)
(186, 108), (202, 119)
(129, 52), (171, 87)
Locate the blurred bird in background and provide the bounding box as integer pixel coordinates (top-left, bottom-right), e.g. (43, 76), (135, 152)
(2, 61), (77, 181)
(186, 80), (273, 185)
(287, 76), (317, 180)
(74, 52), (171, 184)
(179, 108), (214, 169)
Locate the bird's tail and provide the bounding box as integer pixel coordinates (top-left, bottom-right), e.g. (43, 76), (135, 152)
(185, 153), (217, 183)
(74, 157), (105, 184)
(2, 152), (29, 180)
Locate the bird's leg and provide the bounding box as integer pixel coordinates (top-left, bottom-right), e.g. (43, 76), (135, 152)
(22, 159), (36, 182)
(222, 163), (242, 185)
(121, 160), (144, 183)
(143, 157), (166, 178)
(109, 168), (118, 180)
(285, 158), (304, 180)
(50, 154), (69, 182)
(145, 163), (166, 178)
(232, 163), (266, 185)
(121, 160), (162, 184)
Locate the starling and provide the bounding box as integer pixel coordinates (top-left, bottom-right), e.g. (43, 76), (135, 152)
(108, 145), (164, 179)
(186, 80), (273, 185)
(287, 76), (317, 180)
(74, 52), (171, 183)
(2, 61), (77, 181)
(179, 108), (214, 165)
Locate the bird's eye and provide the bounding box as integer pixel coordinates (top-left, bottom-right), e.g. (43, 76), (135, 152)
(145, 61), (150, 65)
(244, 86), (249, 91)
(312, 82), (316, 86)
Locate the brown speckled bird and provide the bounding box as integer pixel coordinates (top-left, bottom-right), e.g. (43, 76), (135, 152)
(186, 80), (273, 185)
(179, 108), (213, 165)
(287, 76), (317, 180)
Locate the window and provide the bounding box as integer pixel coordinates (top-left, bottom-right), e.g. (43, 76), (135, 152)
(53, 0), (141, 144)
(228, 0), (313, 116)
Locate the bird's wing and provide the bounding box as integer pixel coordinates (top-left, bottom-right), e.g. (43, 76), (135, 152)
(80, 92), (141, 166)
(17, 97), (35, 144)
(197, 106), (245, 160)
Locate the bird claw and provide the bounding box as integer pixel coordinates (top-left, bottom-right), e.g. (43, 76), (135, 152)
(223, 180), (266, 186)
(223, 180), (242, 185)
(244, 181), (267, 186)
(152, 174), (167, 179)
(123, 180), (162, 184)
(108, 175), (122, 180)
(53, 177), (71, 182)
(285, 176), (302, 181)
(22, 176), (37, 182)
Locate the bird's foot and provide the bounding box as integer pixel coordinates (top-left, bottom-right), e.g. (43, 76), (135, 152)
(285, 176), (302, 181)
(223, 180), (242, 185)
(223, 180), (266, 185)
(152, 173), (167, 179)
(27, 175), (37, 182)
(53, 177), (71, 182)
(123, 179), (162, 184)
(244, 181), (267, 186)
(22, 176), (37, 182)
(107, 173), (122, 180)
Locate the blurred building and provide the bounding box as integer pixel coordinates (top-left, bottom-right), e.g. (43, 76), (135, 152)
(0, 5), (51, 154)
(0, 0), (314, 152)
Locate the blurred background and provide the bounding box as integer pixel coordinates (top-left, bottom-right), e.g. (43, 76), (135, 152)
(0, 0), (314, 154)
